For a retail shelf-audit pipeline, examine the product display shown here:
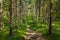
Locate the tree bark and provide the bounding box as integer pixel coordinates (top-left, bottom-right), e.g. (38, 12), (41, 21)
(0, 0), (2, 30)
(9, 0), (13, 36)
(19, 0), (23, 29)
(35, 0), (41, 26)
(48, 0), (52, 35)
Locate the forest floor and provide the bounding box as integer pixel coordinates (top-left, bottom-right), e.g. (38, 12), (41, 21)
(0, 30), (60, 40)
(0, 22), (60, 40)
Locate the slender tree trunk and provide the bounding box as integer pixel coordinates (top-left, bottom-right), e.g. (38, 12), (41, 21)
(38, 0), (41, 21)
(35, 0), (40, 25)
(43, 0), (48, 24)
(16, 0), (22, 31)
(19, 0), (23, 29)
(9, 0), (13, 36)
(35, 0), (39, 24)
(0, 0), (2, 30)
(43, 0), (52, 35)
(48, 0), (52, 35)
(15, 0), (18, 32)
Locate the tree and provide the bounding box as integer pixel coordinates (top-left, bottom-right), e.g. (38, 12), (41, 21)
(9, 0), (13, 36)
(43, 0), (52, 35)
(35, 0), (41, 26)
(19, 0), (23, 29)
(48, 0), (52, 35)
(0, 0), (2, 30)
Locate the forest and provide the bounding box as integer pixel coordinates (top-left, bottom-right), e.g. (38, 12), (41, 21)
(0, 0), (60, 40)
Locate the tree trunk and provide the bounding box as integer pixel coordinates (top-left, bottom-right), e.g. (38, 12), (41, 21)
(0, 0), (2, 30)
(48, 0), (52, 35)
(35, 0), (41, 26)
(43, 0), (52, 35)
(19, 0), (23, 29)
(9, 0), (13, 36)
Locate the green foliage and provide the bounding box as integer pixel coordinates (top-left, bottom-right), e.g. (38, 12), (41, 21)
(1, 0), (60, 40)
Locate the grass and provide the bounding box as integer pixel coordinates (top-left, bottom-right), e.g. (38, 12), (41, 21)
(45, 33), (60, 40)
(0, 29), (25, 40)
(0, 22), (60, 40)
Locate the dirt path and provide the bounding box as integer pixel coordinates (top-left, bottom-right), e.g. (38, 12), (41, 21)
(24, 25), (46, 40)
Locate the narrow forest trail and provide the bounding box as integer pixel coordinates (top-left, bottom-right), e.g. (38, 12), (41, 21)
(24, 25), (47, 40)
